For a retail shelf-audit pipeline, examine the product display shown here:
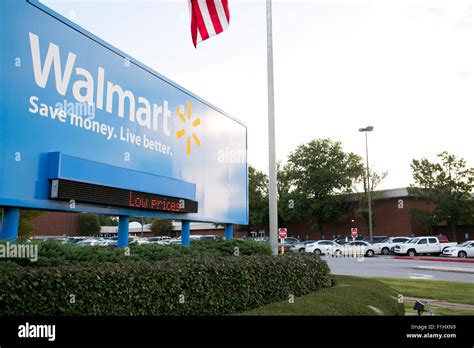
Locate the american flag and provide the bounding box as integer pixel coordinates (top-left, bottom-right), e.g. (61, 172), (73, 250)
(189, 0), (230, 47)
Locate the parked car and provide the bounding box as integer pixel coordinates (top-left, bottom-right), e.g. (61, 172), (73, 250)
(340, 241), (376, 257)
(305, 240), (341, 256)
(279, 237), (299, 244)
(34, 236), (66, 243)
(147, 236), (171, 244)
(362, 236), (388, 244)
(442, 240), (474, 258)
(289, 240), (316, 253)
(394, 236), (457, 256)
(157, 239), (174, 245)
(167, 239), (182, 244)
(194, 235), (218, 241)
(374, 236), (411, 255)
(128, 236), (143, 245)
(100, 237), (138, 246)
(332, 235), (364, 245)
(62, 236), (88, 244)
(102, 239), (117, 246)
(278, 237), (300, 253)
(133, 238), (150, 245)
(76, 238), (104, 246)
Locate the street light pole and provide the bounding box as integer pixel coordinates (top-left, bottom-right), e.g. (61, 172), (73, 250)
(266, 0), (278, 255)
(359, 126), (374, 243)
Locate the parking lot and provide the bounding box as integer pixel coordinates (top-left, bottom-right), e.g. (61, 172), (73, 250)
(323, 255), (474, 283)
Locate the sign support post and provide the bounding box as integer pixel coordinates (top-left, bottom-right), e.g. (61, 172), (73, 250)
(278, 228), (287, 256)
(225, 223), (233, 240)
(0, 208), (20, 241)
(117, 216), (129, 247)
(181, 220), (190, 246)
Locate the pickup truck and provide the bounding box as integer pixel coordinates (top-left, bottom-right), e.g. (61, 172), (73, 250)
(394, 236), (457, 256)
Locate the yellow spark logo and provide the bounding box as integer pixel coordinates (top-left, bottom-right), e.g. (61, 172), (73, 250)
(176, 102), (201, 155)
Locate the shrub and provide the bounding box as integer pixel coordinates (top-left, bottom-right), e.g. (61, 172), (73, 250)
(0, 254), (332, 315)
(189, 239), (272, 256)
(0, 239), (272, 267)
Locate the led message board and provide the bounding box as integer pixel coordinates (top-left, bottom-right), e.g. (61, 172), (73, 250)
(51, 180), (198, 213)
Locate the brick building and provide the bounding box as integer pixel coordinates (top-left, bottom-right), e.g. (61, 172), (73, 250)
(23, 188), (474, 242)
(29, 212), (247, 238)
(31, 211), (79, 236)
(283, 188), (474, 242)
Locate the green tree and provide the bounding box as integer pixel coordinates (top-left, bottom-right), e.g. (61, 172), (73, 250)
(247, 164), (294, 233)
(281, 138), (365, 238)
(247, 166), (269, 232)
(355, 169), (388, 234)
(19, 210), (45, 240)
(77, 214), (101, 236)
(276, 162), (291, 228)
(0, 209), (44, 240)
(98, 215), (118, 226)
(150, 219), (173, 236)
(408, 151), (474, 242)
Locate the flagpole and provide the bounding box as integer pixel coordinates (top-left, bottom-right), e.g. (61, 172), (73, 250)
(266, 0), (278, 256)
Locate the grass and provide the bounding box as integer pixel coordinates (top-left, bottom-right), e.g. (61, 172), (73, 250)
(373, 277), (474, 306)
(240, 275), (404, 315)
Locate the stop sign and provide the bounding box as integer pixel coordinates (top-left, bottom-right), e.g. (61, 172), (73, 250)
(351, 228), (358, 237)
(278, 228), (287, 239)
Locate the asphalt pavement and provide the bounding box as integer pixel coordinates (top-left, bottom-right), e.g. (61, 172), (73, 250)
(323, 255), (474, 283)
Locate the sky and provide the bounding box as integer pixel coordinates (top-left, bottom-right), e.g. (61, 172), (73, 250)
(43, 0), (473, 190)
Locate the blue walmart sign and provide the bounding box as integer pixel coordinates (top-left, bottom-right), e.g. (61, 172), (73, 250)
(0, 0), (248, 224)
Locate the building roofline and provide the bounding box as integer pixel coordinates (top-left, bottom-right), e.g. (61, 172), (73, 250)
(344, 187), (410, 202)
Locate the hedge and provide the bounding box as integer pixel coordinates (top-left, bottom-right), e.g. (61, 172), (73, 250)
(0, 239), (272, 268)
(0, 254), (332, 315)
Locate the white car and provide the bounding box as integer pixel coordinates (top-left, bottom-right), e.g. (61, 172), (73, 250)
(289, 240), (316, 253)
(340, 241), (377, 257)
(133, 238), (150, 245)
(394, 236), (457, 256)
(374, 237), (411, 255)
(305, 240), (340, 256)
(442, 240), (474, 258)
(167, 238), (182, 245)
(147, 236), (168, 244)
(76, 238), (104, 246)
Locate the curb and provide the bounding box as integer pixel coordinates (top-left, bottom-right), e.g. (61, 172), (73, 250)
(394, 256), (474, 263)
(412, 265), (474, 274)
